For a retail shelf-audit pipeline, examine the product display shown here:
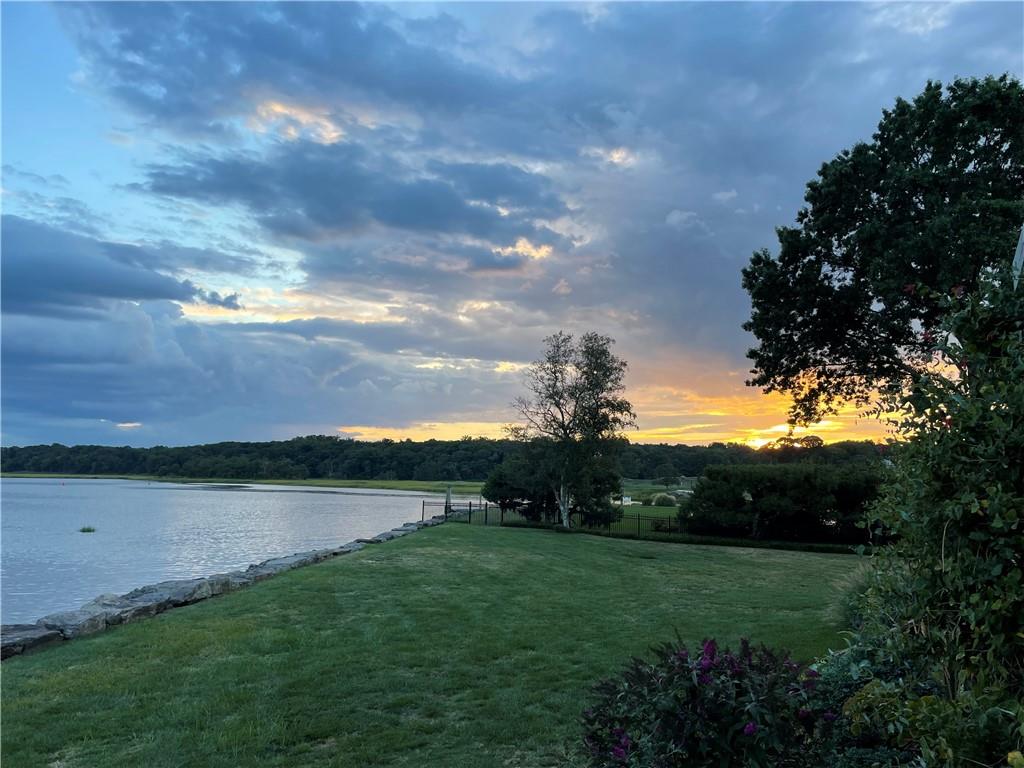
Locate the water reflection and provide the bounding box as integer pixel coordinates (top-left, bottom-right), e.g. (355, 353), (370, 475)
(0, 479), (452, 624)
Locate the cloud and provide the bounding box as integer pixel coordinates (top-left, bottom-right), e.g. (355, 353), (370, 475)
(57, 2), (520, 138)
(665, 210), (712, 237)
(581, 146), (639, 167)
(2, 164), (69, 189)
(869, 3), (954, 36)
(137, 140), (562, 248)
(2, 1), (1020, 445)
(0, 216), (242, 317)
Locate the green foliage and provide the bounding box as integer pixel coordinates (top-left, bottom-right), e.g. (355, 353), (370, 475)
(864, 272), (1024, 688)
(842, 270), (1024, 766)
(511, 332), (636, 526)
(743, 75), (1024, 424)
(653, 462), (678, 489)
(581, 639), (833, 768)
(78, 526), (96, 533)
(686, 464), (881, 544)
(1, 438), (883, 484)
(481, 451), (557, 519)
(649, 493), (676, 507)
(483, 440), (625, 526)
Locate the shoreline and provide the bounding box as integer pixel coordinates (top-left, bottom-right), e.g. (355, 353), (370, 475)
(0, 514), (451, 660)
(0, 472), (485, 496)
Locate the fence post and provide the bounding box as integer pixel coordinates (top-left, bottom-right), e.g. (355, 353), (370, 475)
(421, 500), (425, 522)
(485, 503), (489, 526)
(469, 501), (473, 525)
(501, 506), (505, 525)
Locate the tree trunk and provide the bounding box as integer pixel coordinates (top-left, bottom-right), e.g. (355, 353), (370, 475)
(558, 481), (571, 528)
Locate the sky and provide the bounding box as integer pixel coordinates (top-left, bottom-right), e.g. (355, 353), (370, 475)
(1, 2), (1022, 449)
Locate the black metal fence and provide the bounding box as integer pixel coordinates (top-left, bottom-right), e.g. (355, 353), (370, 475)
(421, 500), (525, 525)
(421, 500), (679, 534)
(420, 500), (854, 554)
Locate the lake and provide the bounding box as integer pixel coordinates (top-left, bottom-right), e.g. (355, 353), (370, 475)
(1, 478), (453, 625)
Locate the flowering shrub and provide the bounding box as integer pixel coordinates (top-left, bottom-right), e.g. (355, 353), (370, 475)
(581, 639), (834, 767)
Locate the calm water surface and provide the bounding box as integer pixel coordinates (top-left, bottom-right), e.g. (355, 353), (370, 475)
(1, 478), (452, 624)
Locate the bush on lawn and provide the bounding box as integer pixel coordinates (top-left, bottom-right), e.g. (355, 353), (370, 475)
(581, 638), (835, 768)
(684, 464), (881, 544)
(649, 493), (676, 507)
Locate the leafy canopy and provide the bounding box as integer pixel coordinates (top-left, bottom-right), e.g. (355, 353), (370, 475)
(512, 331), (636, 444)
(743, 75), (1024, 424)
(508, 331), (636, 526)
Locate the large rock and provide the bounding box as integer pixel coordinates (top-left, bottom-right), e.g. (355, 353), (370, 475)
(36, 603), (119, 638)
(6, 517), (434, 658)
(122, 577), (214, 609)
(1, 624), (62, 659)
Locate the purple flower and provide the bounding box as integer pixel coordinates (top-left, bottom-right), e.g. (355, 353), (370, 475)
(612, 746), (626, 761)
(698, 672), (711, 685)
(797, 708), (812, 721)
(743, 721), (758, 736)
(823, 711), (837, 722)
(702, 639), (717, 662)
(699, 657), (714, 671)
(805, 668), (820, 679)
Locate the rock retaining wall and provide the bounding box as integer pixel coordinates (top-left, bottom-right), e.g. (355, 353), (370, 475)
(1, 515), (447, 660)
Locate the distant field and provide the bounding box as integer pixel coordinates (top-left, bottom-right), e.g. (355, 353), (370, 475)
(2, 473), (697, 500)
(0, 473), (482, 496)
(2, 524), (857, 768)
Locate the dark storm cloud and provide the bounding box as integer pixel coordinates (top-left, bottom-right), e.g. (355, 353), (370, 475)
(426, 160), (568, 219)
(58, 2), (520, 138)
(0, 297), (522, 447)
(138, 140), (561, 246)
(0, 216), (242, 317)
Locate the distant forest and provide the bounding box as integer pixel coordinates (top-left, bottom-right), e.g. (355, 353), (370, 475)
(0, 436), (882, 481)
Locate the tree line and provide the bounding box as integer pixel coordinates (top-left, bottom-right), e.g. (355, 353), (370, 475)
(0, 434), (881, 482)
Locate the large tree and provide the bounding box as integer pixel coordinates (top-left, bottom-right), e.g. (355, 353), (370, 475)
(743, 75), (1024, 424)
(510, 332), (636, 527)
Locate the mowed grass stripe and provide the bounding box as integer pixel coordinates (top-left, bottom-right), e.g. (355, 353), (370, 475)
(2, 524), (857, 768)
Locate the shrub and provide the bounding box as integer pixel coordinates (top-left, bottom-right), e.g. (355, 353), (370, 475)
(581, 638), (833, 767)
(685, 464), (881, 544)
(649, 493), (676, 507)
(842, 270), (1024, 766)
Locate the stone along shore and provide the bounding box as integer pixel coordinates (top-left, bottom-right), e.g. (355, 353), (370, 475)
(0, 515), (447, 659)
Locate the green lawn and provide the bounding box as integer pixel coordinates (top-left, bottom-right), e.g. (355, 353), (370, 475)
(2, 525), (857, 768)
